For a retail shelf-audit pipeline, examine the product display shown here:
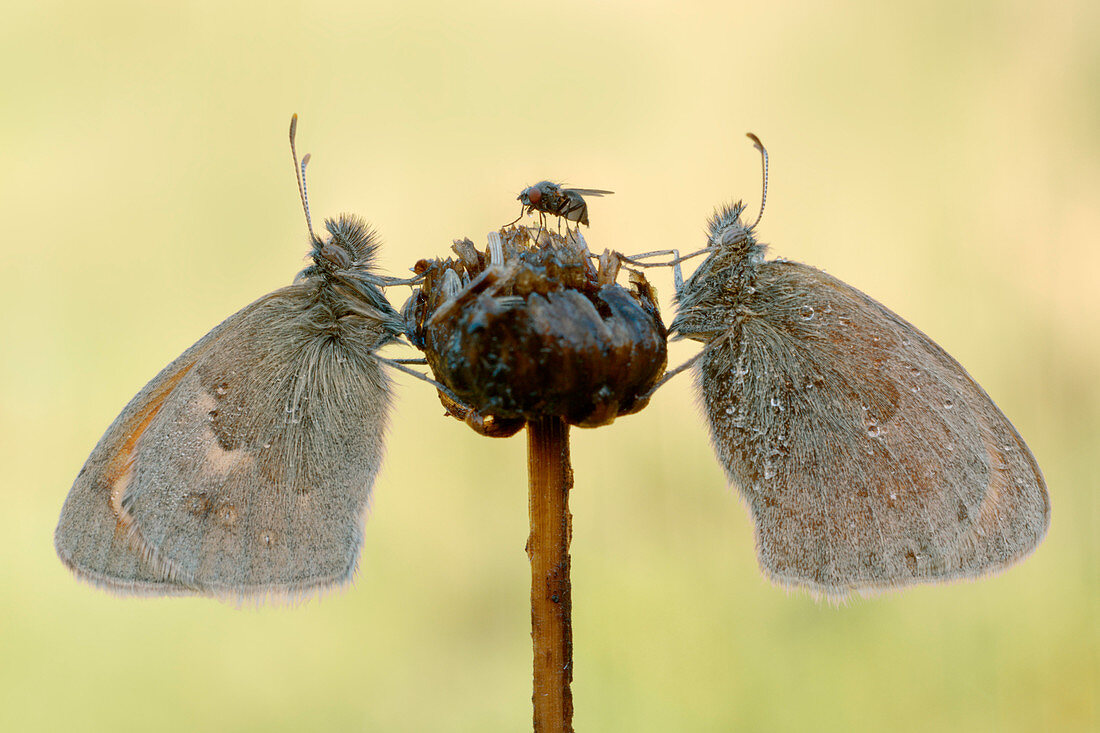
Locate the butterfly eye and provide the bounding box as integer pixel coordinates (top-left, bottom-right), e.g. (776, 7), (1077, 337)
(720, 225), (749, 247)
(321, 242), (353, 269)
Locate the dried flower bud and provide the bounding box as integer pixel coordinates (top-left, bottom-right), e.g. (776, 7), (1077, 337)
(407, 228), (667, 431)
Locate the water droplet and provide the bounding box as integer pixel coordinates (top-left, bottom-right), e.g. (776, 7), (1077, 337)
(214, 382), (228, 396)
(725, 405), (736, 415)
(263, 442), (272, 449)
(910, 385), (920, 393)
(867, 425), (881, 438)
(944, 399), (955, 410)
(763, 462), (776, 480)
(207, 410), (217, 422)
(945, 441), (955, 452)
(889, 492), (898, 501)
(799, 305), (815, 320)
(910, 367), (921, 377)
(770, 396), (782, 407)
(902, 337), (911, 346)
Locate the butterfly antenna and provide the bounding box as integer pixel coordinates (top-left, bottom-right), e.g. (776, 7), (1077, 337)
(746, 132), (768, 230)
(289, 114), (317, 242)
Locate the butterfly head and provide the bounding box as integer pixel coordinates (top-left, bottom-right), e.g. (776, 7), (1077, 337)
(669, 202), (767, 342)
(309, 214), (381, 276)
(707, 201), (766, 262)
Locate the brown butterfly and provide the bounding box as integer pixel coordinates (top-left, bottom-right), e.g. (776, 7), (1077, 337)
(670, 135), (1050, 599)
(54, 116), (404, 600)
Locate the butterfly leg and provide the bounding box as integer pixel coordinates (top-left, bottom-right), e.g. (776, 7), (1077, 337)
(641, 348), (706, 399)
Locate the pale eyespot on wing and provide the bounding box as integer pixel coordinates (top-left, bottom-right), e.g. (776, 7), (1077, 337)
(55, 116), (403, 601)
(671, 135), (1049, 599)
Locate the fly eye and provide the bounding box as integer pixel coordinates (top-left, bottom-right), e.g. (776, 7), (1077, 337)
(527, 188), (542, 205)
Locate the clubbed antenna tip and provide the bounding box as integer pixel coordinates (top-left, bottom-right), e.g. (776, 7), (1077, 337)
(745, 132), (768, 230)
(289, 114), (317, 242)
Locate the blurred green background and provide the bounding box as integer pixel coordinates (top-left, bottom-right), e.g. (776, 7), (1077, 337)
(2, 1), (1096, 731)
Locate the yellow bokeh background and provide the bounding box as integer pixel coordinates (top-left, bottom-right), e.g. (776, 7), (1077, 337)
(2, 1), (1096, 731)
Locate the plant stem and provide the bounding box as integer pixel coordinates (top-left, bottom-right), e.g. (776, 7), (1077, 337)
(526, 416), (574, 733)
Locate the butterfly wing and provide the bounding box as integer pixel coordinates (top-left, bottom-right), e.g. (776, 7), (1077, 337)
(55, 281), (393, 600)
(697, 261), (1049, 597)
(54, 299), (247, 595)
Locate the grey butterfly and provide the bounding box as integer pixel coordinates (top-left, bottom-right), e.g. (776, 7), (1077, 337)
(671, 139), (1050, 599)
(54, 116), (403, 601)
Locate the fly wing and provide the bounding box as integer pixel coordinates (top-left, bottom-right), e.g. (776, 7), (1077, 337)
(56, 281), (394, 600)
(697, 260), (1049, 597)
(563, 188), (613, 197)
(558, 191), (591, 225)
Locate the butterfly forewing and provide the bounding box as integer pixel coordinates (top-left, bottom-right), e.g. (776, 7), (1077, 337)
(696, 260), (1049, 597)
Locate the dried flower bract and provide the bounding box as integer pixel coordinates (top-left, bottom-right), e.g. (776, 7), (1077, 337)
(406, 227), (667, 432)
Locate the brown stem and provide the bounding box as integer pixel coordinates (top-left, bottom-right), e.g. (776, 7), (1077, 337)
(526, 416), (574, 733)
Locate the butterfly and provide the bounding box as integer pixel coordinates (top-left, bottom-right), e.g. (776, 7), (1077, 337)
(669, 134), (1050, 598)
(54, 116), (405, 600)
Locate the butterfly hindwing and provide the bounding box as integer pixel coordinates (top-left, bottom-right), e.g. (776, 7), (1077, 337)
(56, 281), (394, 599)
(54, 299), (250, 594)
(698, 260), (1049, 596)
